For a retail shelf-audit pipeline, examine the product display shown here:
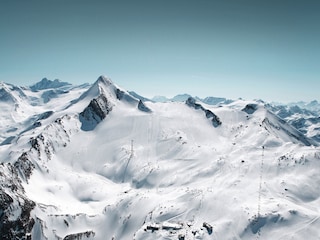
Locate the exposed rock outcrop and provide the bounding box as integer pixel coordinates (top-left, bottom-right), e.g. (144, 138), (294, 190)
(79, 94), (112, 131)
(242, 103), (258, 114)
(186, 97), (221, 127)
(63, 230), (95, 240)
(138, 100), (152, 113)
(0, 163), (35, 240)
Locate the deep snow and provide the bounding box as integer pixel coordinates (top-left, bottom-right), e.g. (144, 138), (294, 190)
(1, 76), (320, 240)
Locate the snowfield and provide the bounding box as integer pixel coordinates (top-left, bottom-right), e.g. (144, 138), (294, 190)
(1, 76), (320, 239)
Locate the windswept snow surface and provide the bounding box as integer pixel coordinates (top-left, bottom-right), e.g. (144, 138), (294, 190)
(1, 76), (320, 239)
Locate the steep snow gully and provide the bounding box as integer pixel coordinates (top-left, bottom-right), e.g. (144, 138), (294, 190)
(1, 76), (320, 240)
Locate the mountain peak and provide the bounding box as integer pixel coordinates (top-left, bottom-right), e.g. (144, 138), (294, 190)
(96, 75), (113, 86)
(30, 78), (71, 91)
(84, 75), (116, 98)
(76, 75), (145, 106)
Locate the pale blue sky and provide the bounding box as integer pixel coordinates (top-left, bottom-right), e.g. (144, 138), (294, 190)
(1, 0), (319, 102)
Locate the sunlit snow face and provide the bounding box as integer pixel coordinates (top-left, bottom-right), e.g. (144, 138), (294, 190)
(1, 76), (320, 239)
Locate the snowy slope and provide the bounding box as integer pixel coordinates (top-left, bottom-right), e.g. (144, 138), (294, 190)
(268, 103), (320, 143)
(0, 79), (89, 145)
(1, 77), (320, 240)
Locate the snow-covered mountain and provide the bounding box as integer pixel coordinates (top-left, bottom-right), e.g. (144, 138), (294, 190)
(29, 78), (72, 92)
(151, 94), (232, 105)
(286, 100), (320, 114)
(1, 76), (320, 240)
(151, 93), (320, 144)
(266, 103), (320, 143)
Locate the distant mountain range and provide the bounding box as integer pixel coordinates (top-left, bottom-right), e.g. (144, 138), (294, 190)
(128, 92), (320, 144)
(129, 92), (233, 105)
(1, 76), (320, 239)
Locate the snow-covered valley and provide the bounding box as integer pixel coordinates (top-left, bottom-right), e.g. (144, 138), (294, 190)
(1, 76), (320, 239)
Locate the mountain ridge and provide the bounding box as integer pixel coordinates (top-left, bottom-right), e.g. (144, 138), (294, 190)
(1, 76), (320, 239)
(30, 78), (71, 92)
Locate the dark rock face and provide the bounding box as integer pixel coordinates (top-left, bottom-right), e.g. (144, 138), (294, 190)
(205, 109), (222, 127)
(63, 231), (95, 240)
(186, 97), (222, 127)
(0, 163), (35, 240)
(14, 153), (35, 182)
(115, 87), (141, 105)
(138, 100), (152, 113)
(186, 97), (202, 109)
(38, 111), (53, 121)
(79, 94), (112, 131)
(242, 104), (258, 114)
(203, 222), (213, 235)
(116, 88), (125, 100)
(0, 136), (15, 146)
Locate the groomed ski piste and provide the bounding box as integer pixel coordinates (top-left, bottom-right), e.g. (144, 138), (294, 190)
(1, 76), (320, 239)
